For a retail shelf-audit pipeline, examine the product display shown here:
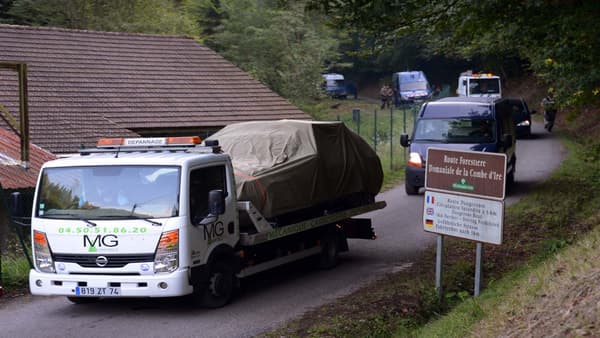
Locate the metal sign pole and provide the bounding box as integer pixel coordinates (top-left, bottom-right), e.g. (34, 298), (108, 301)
(389, 106), (393, 171)
(436, 235), (443, 298)
(403, 103), (407, 133)
(402, 104), (407, 164)
(474, 242), (483, 296)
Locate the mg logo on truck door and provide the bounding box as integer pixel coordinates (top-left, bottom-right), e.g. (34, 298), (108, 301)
(83, 234), (118, 252)
(203, 221), (224, 241)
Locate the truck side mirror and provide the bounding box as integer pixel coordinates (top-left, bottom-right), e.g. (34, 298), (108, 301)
(400, 134), (410, 147)
(9, 192), (25, 218)
(502, 134), (514, 148)
(197, 190), (225, 226)
(208, 190), (225, 216)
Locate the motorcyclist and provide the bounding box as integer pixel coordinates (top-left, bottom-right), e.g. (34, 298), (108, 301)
(541, 89), (557, 132)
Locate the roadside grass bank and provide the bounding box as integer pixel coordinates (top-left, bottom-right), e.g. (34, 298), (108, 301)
(413, 136), (600, 338)
(0, 255), (29, 292)
(421, 211), (600, 338)
(264, 118), (600, 337)
(0, 230), (31, 301)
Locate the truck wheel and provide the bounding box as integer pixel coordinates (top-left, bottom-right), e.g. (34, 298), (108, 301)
(319, 236), (339, 269)
(199, 260), (235, 308)
(405, 182), (419, 195)
(67, 296), (99, 304)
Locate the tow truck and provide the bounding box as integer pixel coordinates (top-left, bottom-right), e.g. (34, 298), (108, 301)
(457, 70), (502, 98)
(15, 127), (386, 308)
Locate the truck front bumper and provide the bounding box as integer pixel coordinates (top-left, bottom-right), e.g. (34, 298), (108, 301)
(29, 268), (193, 298)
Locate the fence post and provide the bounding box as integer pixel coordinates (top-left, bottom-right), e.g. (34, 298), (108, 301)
(403, 103), (407, 133)
(374, 109), (378, 152)
(390, 106), (393, 171)
(352, 108), (361, 136)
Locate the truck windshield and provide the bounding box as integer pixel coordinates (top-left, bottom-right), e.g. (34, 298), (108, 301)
(413, 118), (496, 144)
(469, 78), (500, 95)
(36, 165), (180, 220)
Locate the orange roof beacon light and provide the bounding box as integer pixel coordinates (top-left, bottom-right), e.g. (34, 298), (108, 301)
(97, 138), (124, 147)
(166, 136), (201, 146)
(96, 136), (202, 148)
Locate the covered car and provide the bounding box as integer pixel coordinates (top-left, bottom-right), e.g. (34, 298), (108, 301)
(206, 120), (383, 219)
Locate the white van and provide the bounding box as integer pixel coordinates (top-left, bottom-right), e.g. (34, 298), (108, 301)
(322, 73), (347, 98)
(392, 71), (432, 104)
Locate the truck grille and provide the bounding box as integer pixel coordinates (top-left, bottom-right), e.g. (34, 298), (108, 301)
(53, 253), (155, 268)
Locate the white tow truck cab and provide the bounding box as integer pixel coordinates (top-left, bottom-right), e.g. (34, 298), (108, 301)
(457, 70), (502, 98)
(22, 136), (385, 307)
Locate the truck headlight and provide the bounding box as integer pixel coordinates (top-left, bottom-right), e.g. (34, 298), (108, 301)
(517, 120), (530, 127)
(154, 229), (179, 273)
(33, 230), (55, 273)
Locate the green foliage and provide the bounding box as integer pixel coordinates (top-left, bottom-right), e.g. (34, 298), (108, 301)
(306, 0), (600, 110)
(0, 254), (29, 288)
(207, 0), (339, 101)
(3, 0), (198, 35)
(185, 0), (225, 47)
(0, 0), (15, 21)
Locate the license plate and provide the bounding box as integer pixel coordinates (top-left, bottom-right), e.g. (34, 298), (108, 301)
(75, 287), (121, 297)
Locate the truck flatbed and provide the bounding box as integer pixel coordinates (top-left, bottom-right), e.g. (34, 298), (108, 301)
(239, 201), (386, 246)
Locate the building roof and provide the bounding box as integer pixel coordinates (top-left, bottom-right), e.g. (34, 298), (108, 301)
(0, 129), (56, 189)
(0, 24), (310, 154)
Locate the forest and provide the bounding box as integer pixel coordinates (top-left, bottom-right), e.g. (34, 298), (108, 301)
(1, 0), (599, 111)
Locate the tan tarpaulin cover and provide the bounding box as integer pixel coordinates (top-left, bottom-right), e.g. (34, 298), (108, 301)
(207, 120), (383, 218)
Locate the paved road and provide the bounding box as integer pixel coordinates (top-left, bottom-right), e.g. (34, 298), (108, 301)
(0, 121), (565, 338)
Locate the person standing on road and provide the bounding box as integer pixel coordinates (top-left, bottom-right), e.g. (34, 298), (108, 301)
(380, 84), (393, 109)
(541, 89), (558, 132)
(380, 84), (389, 109)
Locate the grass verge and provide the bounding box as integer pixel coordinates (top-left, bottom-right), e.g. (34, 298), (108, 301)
(1, 254), (30, 289)
(1, 228), (31, 299)
(263, 123), (600, 337)
(419, 213), (600, 338)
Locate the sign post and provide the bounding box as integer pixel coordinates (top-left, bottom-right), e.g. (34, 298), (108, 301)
(423, 148), (507, 297)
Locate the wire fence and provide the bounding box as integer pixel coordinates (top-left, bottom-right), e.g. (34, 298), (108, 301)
(333, 102), (422, 172)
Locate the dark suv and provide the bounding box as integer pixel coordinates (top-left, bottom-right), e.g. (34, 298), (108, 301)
(507, 97), (536, 138)
(400, 97), (517, 195)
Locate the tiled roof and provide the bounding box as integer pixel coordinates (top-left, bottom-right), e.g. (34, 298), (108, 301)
(0, 128), (56, 189)
(0, 24), (310, 154)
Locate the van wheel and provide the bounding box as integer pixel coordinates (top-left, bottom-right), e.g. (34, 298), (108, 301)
(319, 235), (339, 269)
(507, 171), (515, 187)
(507, 159), (516, 186)
(405, 182), (419, 195)
(67, 296), (99, 304)
(198, 260), (235, 308)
